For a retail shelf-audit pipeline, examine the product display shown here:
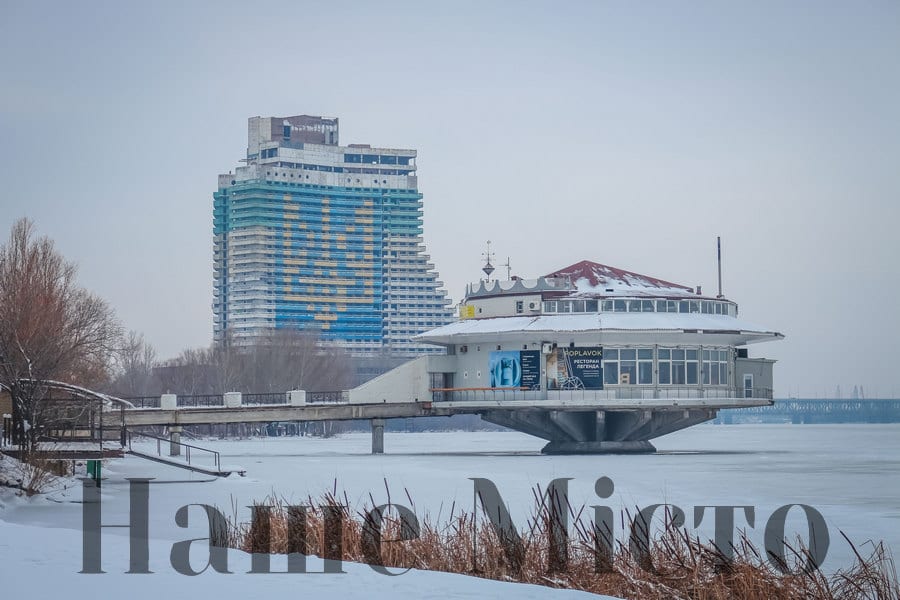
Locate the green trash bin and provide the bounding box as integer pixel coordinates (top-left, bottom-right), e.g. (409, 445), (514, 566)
(87, 459), (101, 486)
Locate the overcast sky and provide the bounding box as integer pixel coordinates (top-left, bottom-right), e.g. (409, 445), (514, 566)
(2, 1), (898, 397)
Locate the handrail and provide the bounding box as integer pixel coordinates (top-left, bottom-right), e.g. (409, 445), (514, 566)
(125, 429), (221, 472)
(429, 387), (531, 392)
(120, 391), (353, 409)
(242, 392), (287, 406)
(432, 386), (774, 403)
(306, 390), (349, 404)
(177, 395), (224, 408)
(122, 396), (161, 408)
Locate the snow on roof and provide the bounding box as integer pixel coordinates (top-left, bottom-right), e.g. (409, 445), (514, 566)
(415, 313), (783, 344)
(0, 379), (134, 408)
(546, 260), (699, 298)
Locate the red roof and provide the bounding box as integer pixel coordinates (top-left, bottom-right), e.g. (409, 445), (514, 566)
(545, 260), (692, 291)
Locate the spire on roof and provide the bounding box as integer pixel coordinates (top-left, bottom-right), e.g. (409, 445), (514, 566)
(481, 241), (495, 281)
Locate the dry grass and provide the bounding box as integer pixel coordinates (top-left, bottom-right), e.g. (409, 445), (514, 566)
(225, 484), (899, 600)
(0, 450), (61, 496)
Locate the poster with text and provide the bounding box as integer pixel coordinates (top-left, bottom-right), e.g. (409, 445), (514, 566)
(519, 351), (541, 390)
(546, 347), (603, 390)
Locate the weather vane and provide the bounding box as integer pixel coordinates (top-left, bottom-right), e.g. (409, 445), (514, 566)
(481, 240), (495, 281)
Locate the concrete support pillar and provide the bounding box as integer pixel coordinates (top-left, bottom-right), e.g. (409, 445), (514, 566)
(595, 411), (607, 442)
(371, 418), (385, 454)
(169, 426), (182, 456)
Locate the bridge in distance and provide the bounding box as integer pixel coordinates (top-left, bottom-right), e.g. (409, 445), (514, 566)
(715, 398), (900, 424)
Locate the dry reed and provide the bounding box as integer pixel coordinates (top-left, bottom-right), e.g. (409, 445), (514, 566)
(224, 483), (899, 600)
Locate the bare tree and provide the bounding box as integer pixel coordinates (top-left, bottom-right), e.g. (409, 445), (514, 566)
(0, 218), (122, 450)
(209, 329), (241, 393)
(155, 347), (216, 395)
(235, 329), (354, 393)
(148, 329), (354, 396)
(110, 330), (159, 397)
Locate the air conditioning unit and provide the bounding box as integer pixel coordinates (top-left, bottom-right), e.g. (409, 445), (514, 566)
(529, 301), (539, 311)
(541, 342), (554, 354)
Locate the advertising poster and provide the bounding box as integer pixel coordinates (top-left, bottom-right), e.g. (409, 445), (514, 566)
(489, 350), (542, 389)
(546, 346), (603, 390)
(519, 350), (541, 389)
(489, 351), (522, 387)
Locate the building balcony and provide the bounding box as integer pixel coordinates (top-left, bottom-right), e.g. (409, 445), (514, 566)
(430, 385), (774, 408)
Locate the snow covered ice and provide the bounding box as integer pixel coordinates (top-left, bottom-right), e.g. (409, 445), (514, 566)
(2, 424), (899, 598)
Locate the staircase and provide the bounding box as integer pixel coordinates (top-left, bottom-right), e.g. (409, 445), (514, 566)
(124, 429), (242, 477)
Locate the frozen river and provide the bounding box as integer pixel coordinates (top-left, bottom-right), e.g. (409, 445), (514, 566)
(2, 423), (898, 574)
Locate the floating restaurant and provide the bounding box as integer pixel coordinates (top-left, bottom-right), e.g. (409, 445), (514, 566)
(354, 257), (784, 453)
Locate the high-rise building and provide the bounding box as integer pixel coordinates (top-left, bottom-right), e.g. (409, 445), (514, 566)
(213, 115), (454, 355)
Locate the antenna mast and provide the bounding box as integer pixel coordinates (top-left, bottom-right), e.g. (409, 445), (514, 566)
(502, 257), (512, 280)
(716, 236), (724, 298)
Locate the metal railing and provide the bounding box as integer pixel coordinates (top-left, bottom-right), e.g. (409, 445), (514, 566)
(431, 386), (774, 403)
(242, 392), (288, 406)
(122, 395), (225, 408)
(125, 429), (221, 473)
(306, 390), (349, 404)
(123, 396), (161, 408)
(124, 392), (349, 408)
(176, 394), (225, 408)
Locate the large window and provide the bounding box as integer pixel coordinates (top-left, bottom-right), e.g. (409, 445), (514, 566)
(597, 298), (735, 315)
(543, 299), (598, 313)
(658, 349), (671, 384)
(638, 349), (653, 384)
(672, 349), (685, 384)
(603, 348), (654, 384)
(658, 348), (698, 385)
(595, 346), (733, 386)
(686, 349), (699, 384)
(603, 349), (619, 385)
(619, 349), (636, 384)
(702, 349), (730, 385)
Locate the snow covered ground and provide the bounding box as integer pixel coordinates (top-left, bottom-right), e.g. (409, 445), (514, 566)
(0, 518), (609, 599)
(1, 423), (898, 597)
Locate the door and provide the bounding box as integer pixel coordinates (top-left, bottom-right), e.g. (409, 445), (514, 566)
(743, 374), (754, 398)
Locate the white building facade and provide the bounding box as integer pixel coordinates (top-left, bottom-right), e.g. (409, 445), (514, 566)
(359, 259), (783, 453)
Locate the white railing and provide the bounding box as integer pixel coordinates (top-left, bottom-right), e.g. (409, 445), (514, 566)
(432, 386), (773, 403)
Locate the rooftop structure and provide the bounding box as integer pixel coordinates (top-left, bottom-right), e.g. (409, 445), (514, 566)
(372, 258), (785, 453)
(213, 115), (454, 355)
